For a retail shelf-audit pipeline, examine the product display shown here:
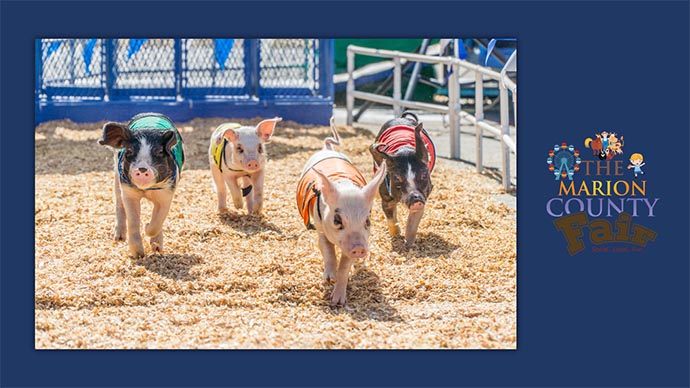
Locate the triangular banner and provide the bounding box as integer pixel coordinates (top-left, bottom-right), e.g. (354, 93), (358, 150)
(214, 39), (234, 70)
(127, 39), (147, 61)
(82, 39), (97, 75)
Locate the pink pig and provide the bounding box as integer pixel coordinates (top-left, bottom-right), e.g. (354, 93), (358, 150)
(296, 118), (387, 305)
(209, 118), (282, 215)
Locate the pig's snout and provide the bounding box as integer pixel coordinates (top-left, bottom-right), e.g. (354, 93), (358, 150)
(349, 245), (368, 259)
(409, 201), (425, 212)
(131, 167), (154, 185)
(246, 160), (260, 171)
(407, 193), (426, 211)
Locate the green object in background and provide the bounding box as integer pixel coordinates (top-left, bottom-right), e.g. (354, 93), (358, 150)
(334, 39), (438, 74)
(334, 39), (440, 104)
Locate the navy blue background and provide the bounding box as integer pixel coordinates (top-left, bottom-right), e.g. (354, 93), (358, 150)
(2, 1), (688, 387)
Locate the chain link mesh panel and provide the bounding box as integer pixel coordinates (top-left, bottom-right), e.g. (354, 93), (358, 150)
(111, 39), (176, 98)
(38, 39), (105, 101)
(259, 39), (320, 96)
(182, 39), (246, 96)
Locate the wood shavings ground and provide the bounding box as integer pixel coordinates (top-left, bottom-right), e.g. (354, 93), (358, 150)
(35, 117), (516, 349)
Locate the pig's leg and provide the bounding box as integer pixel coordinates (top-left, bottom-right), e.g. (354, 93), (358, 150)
(248, 170), (264, 215)
(121, 191), (145, 258)
(318, 233), (337, 283)
(405, 208), (425, 249)
(210, 164), (228, 212)
(381, 197), (400, 237)
(225, 174), (243, 210)
(113, 174), (126, 241)
(331, 253), (354, 306)
(145, 190), (174, 253)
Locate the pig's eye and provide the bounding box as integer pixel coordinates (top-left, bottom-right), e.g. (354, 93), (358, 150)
(124, 147), (135, 159)
(154, 146), (165, 156)
(237, 146), (244, 154)
(257, 144), (263, 153)
(333, 213), (343, 230)
(365, 217), (371, 229)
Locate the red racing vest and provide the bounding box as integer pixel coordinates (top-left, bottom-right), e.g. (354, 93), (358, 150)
(375, 125), (436, 173)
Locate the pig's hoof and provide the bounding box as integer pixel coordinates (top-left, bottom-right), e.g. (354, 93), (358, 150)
(129, 247), (145, 258)
(323, 271), (336, 283)
(404, 241), (416, 251)
(150, 242), (162, 253)
(113, 232), (126, 242)
(233, 200), (243, 209)
(331, 291), (346, 306)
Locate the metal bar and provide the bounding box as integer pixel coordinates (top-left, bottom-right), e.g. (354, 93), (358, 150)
(499, 81), (511, 191)
(393, 57), (402, 117)
(350, 90), (448, 114)
(245, 39), (259, 97)
(348, 45), (504, 81)
(346, 46), (355, 125)
(174, 39), (182, 100)
(403, 38), (430, 101)
(448, 62), (460, 159)
(35, 39), (43, 104)
(475, 71), (484, 173)
(104, 39), (115, 101)
(319, 39), (334, 100)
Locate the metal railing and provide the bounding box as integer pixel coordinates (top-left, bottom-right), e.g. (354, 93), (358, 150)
(346, 44), (516, 191)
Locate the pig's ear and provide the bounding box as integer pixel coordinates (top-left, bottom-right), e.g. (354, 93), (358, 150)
(362, 160), (387, 204)
(255, 117), (282, 143)
(414, 123), (429, 165)
(312, 168), (339, 208)
(222, 127), (239, 143)
(98, 122), (130, 149)
(162, 130), (177, 152)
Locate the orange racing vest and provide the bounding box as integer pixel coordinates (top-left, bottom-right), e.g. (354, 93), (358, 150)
(296, 155), (367, 230)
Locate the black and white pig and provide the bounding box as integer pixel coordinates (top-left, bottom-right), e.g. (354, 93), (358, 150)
(209, 118), (282, 215)
(98, 112), (185, 258)
(296, 118), (387, 305)
(369, 111), (436, 249)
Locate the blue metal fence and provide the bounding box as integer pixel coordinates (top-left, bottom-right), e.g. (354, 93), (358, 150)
(35, 38), (334, 125)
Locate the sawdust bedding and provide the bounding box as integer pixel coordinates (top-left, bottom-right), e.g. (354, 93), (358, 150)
(34, 117), (516, 349)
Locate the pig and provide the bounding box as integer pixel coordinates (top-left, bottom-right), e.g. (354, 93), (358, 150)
(98, 112), (185, 258)
(369, 111), (436, 249)
(209, 117), (282, 215)
(296, 118), (387, 305)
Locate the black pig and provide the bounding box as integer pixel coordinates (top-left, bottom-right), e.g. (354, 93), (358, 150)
(369, 111), (436, 249)
(98, 112), (185, 257)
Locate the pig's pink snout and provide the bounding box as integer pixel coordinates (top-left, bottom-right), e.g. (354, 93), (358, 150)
(246, 160), (260, 170)
(131, 168), (154, 185)
(409, 201), (425, 212)
(349, 245), (368, 259)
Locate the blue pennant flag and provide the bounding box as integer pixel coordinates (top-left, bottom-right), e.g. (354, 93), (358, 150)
(214, 39), (234, 70)
(82, 39), (97, 75)
(46, 41), (62, 59)
(127, 39), (147, 61)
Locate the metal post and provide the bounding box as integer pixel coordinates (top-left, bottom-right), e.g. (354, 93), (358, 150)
(319, 39), (334, 102)
(104, 39), (115, 101)
(403, 39), (430, 101)
(475, 71), (484, 173)
(448, 62), (460, 159)
(499, 81), (511, 191)
(346, 47), (355, 126)
(393, 56), (402, 117)
(245, 39), (260, 98)
(35, 40), (43, 104)
(174, 39), (183, 100)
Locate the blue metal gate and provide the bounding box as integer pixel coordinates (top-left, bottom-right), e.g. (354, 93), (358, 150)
(35, 38), (334, 125)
